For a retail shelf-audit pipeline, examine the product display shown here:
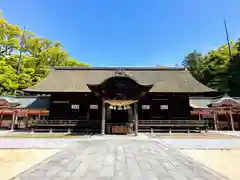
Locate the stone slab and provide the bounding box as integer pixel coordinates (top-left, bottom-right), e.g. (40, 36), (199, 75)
(160, 139), (240, 149)
(11, 139), (228, 180)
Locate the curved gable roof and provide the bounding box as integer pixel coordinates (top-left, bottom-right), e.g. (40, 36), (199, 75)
(24, 67), (216, 93)
(211, 94), (240, 106)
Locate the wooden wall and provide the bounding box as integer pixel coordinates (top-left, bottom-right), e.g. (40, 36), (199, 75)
(138, 93), (190, 120)
(49, 92), (102, 120)
(49, 92), (190, 121)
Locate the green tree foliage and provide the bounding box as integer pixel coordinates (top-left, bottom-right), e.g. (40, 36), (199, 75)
(0, 13), (89, 95)
(182, 41), (240, 94)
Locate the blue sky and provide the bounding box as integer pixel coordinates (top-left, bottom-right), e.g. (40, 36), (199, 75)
(1, 0), (240, 67)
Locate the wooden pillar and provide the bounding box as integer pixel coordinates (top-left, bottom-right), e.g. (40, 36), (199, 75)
(10, 111), (15, 131)
(0, 111), (3, 128)
(238, 114), (240, 129)
(229, 108), (235, 131)
(15, 115), (18, 129)
(25, 110), (29, 129)
(213, 111), (218, 130)
(101, 99), (106, 135)
(198, 112), (201, 120)
(134, 102), (138, 136)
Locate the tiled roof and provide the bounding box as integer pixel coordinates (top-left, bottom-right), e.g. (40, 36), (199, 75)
(0, 96), (50, 109)
(24, 67), (215, 93)
(189, 98), (212, 108)
(211, 94), (240, 106)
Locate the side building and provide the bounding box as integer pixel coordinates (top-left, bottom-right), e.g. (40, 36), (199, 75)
(24, 67), (218, 134)
(0, 96), (50, 129)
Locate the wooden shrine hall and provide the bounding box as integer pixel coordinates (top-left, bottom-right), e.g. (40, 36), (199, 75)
(196, 94), (240, 131)
(24, 67), (218, 134)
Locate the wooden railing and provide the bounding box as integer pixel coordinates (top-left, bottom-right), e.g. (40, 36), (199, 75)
(137, 119), (209, 133)
(32, 119), (208, 126)
(139, 119), (207, 124)
(138, 119), (208, 128)
(31, 119), (209, 131)
(32, 119), (101, 126)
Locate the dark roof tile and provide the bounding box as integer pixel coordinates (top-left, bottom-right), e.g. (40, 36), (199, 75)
(24, 67), (216, 93)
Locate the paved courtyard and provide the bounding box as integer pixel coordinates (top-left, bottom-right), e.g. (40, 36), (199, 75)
(0, 138), (79, 149)
(160, 139), (240, 149)
(11, 138), (228, 180)
(0, 149), (59, 180)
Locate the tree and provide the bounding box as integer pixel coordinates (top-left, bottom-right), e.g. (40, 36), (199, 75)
(182, 41), (240, 94)
(229, 40), (240, 94)
(0, 13), (89, 95)
(182, 51), (205, 82)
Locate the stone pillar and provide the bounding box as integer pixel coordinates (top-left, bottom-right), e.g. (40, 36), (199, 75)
(134, 102), (138, 136)
(101, 100), (106, 135)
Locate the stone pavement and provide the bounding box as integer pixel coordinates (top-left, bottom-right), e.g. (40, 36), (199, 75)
(11, 139), (228, 180)
(210, 130), (240, 137)
(0, 130), (11, 136)
(0, 138), (79, 149)
(160, 139), (240, 149)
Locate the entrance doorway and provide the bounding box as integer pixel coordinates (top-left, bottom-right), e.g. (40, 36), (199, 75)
(105, 104), (134, 134)
(104, 100), (136, 134)
(110, 109), (128, 123)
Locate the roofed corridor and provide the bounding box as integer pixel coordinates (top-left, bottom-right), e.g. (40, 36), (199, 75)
(11, 137), (228, 180)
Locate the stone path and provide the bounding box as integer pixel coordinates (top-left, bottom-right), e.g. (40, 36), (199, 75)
(11, 139), (228, 180)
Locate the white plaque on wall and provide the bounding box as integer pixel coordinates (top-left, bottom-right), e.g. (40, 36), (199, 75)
(160, 105), (168, 110)
(90, 104), (98, 109)
(141, 105), (150, 110)
(71, 104), (79, 109)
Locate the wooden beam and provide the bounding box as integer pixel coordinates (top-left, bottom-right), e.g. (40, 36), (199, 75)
(0, 111), (3, 128)
(101, 99), (106, 135)
(10, 112), (15, 131)
(213, 111), (218, 130)
(134, 102), (138, 135)
(238, 114), (240, 129)
(229, 109), (235, 131)
(198, 112), (201, 120)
